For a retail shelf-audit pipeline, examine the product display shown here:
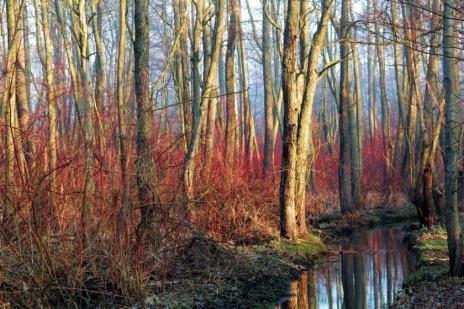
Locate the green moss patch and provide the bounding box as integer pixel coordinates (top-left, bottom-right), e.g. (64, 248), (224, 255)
(273, 233), (327, 259)
(317, 206), (417, 239)
(393, 227), (464, 308)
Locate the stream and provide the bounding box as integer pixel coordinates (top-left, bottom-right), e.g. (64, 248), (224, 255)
(277, 226), (416, 309)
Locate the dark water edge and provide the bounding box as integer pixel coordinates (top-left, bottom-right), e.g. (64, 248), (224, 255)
(277, 226), (416, 309)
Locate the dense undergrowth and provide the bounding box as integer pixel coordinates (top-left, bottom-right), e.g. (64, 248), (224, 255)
(0, 129), (404, 307)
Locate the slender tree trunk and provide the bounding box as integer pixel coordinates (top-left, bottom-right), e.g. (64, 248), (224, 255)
(14, 0), (31, 177)
(351, 34), (363, 196)
(237, 16), (255, 163)
(443, 0), (464, 276)
(92, 0), (106, 115)
(116, 0), (129, 242)
(191, 0), (203, 160)
(225, 0), (239, 165)
(134, 0), (156, 244)
(203, 3), (219, 165)
(262, 0), (275, 170)
(374, 13), (391, 192)
(73, 0), (96, 249)
(401, 2), (420, 199)
(390, 0), (406, 167)
(339, 0), (354, 213)
(183, 0), (225, 208)
(91, 0), (107, 156)
(41, 0), (59, 231)
(2, 0), (23, 232)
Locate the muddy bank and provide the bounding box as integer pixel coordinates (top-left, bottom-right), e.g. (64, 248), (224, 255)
(393, 228), (464, 308)
(137, 207), (417, 308)
(313, 206), (417, 240)
(137, 234), (327, 308)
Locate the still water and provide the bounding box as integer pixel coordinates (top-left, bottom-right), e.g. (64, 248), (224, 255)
(277, 227), (416, 309)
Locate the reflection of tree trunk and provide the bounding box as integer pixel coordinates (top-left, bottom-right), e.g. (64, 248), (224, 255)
(373, 235), (381, 308)
(308, 269), (317, 309)
(354, 252), (366, 309)
(342, 252), (355, 309)
(282, 272), (308, 309)
(386, 233), (394, 305)
(322, 265), (334, 309)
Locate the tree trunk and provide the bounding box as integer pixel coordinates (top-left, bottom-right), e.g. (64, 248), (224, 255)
(373, 6), (391, 192)
(339, 0), (354, 213)
(280, 0), (300, 240)
(183, 0), (226, 207)
(2, 0), (23, 233)
(14, 1), (35, 178)
(225, 0), (239, 165)
(134, 0), (156, 245)
(443, 0), (464, 276)
(76, 0), (96, 249)
(41, 0), (59, 231)
(280, 0), (333, 239)
(116, 0), (129, 242)
(262, 0), (275, 170)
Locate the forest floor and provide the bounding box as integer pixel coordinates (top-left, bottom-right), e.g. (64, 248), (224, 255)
(139, 206), (417, 308)
(137, 233), (327, 308)
(393, 227), (464, 308)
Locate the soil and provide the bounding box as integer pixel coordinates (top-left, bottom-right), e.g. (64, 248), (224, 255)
(393, 227), (464, 308)
(137, 206), (417, 308)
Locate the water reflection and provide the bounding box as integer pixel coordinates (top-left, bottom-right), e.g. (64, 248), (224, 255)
(278, 227), (416, 309)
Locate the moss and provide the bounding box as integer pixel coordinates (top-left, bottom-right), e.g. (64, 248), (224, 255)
(402, 228), (449, 285)
(419, 238), (448, 251)
(365, 213), (382, 226)
(405, 263), (447, 284)
(367, 206), (417, 226)
(273, 233), (327, 259)
(319, 206), (418, 239)
(392, 228), (464, 307)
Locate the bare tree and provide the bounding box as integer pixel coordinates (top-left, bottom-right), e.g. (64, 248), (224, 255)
(443, 0), (464, 276)
(134, 0), (156, 243)
(280, 0), (333, 239)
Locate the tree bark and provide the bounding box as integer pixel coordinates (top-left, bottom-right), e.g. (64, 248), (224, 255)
(443, 0), (464, 276)
(134, 0), (156, 244)
(339, 0), (354, 213)
(183, 0), (226, 207)
(280, 0), (333, 239)
(116, 0), (129, 242)
(262, 0), (275, 170)
(225, 0), (239, 165)
(41, 0), (59, 231)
